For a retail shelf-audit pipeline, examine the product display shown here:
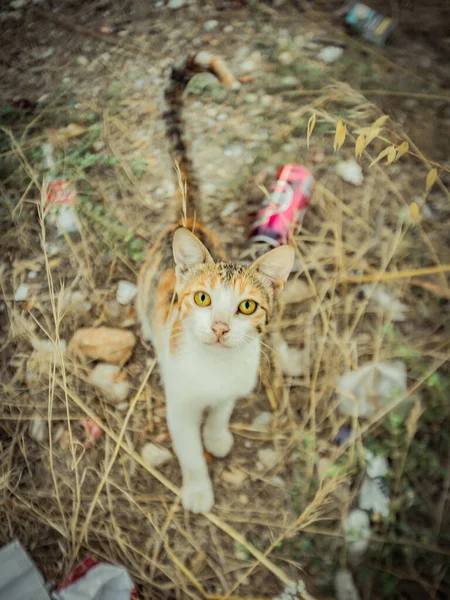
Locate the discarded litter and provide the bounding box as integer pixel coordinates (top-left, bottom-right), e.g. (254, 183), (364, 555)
(358, 450), (390, 519)
(82, 419), (102, 443)
(336, 426), (352, 445)
(271, 333), (304, 377)
(46, 180), (81, 236)
(317, 46), (344, 63)
(344, 3), (396, 46)
(335, 159), (364, 186)
(336, 361), (409, 418)
(335, 568), (361, 600)
(116, 281), (137, 305)
(344, 508), (371, 556)
(358, 283), (407, 321)
(250, 164), (314, 246)
(69, 327), (136, 366)
(89, 363), (131, 405)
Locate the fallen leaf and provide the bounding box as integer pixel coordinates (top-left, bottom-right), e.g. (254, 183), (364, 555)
(387, 146), (397, 164)
(426, 168), (438, 191)
(371, 115), (389, 129)
(306, 112), (316, 148)
(364, 127), (381, 147)
(334, 120), (346, 153)
(369, 146), (394, 168)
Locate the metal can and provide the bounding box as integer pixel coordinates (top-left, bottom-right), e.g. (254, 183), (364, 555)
(345, 2), (396, 46)
(250, 164), (314, 246)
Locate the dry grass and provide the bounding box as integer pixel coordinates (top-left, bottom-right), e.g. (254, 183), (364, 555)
(1, 12), (450, 599)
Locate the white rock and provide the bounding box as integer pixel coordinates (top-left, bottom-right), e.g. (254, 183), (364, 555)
(167, 0), (185, 8)
(88, 363), (131, 405)
(257, 447), (279, 470)
(116, 281), (137, 305)
(47, 204), (81, 236)
(317, 46), (344, 63)
(337, 361), (409, 419)
(224, 25), (233, 33)
(336, 160), (364, 186)
(14, 283), (30, 302)
(141, 442), (172, 468)
(76, 56), (89, 67)
(28, 418), (47, 443)
(244, 93), (258, 104)
(335, 569), (360, 600)
(278, 51), (294, 65)
(344, 509), (371, 556)
(204, 19), (218, 32)
(359, 284), (407, 321)
(251, 411), (273, 430)
(281, 75), (298, 87)
(28, 271), (37, 279)
(10, 0), (27, 8)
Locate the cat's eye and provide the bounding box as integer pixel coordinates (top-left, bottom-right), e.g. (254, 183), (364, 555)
(238, 299), (257, 315)
(194, 291), (211, 307)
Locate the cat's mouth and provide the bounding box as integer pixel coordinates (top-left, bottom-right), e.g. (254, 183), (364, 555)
(205, 338), (231, 348)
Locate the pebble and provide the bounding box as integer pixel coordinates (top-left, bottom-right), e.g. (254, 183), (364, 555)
(10, 0), (27, 8)
(204, 19), (218, 32)
(257, 447), (279, 469)
(235, 549), (249, 561)
(260, 94), (272, 108)
(221, 468), (248, 486)
(28, 418), (47, 443)
(141, 443), (172, 468)
(240, 59), (257, 74)
(224, 25), (233, 33)
(14, 283), (30, 302)
(116, 281), (137, 305)
(167, 0), (185, 7)
(251, 411), (273, 430)
(101, 52), (111, 62)
(76, 56), (89, 67)
(281, 75), (298, 87)
(89, 363), (131, 404)
(28, 271), (37, 279)
(317, 46), (344, 63)
(238, 494), (249, 504)
(224, 143), (243, 157)
(204, 182), (217, 195)
(244, 93), (258, 104)
(278, 51), (294, 65)
(93, 140), (105, 152)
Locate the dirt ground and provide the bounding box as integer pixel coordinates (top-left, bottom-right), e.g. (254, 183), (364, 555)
(1, 1), (450, 599)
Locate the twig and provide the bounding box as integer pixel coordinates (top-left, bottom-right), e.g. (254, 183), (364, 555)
(340, 264), (450, 284)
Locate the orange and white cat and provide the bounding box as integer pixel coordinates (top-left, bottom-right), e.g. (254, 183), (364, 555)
(136, 53), (294, 513)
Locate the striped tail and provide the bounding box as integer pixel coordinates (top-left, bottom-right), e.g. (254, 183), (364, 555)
(163, 52), (238, 224)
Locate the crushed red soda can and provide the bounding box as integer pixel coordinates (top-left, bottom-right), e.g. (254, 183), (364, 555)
(250, 164), (314, 246)
(45, 180), (81, 236)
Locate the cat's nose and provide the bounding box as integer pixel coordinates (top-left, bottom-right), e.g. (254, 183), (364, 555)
(212, 321), (230, 339)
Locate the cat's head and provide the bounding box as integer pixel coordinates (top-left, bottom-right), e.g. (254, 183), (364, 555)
(172, 228), (294, 349)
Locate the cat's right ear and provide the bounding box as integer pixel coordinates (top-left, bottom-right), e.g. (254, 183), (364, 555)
(173, 228), (213, 281)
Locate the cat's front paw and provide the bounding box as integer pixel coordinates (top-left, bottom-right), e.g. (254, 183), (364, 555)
(182, 477), (214, 513)
(204, 429), (234, 458)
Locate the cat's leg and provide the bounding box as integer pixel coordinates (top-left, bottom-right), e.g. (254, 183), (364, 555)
(203, 399), (235, 458)
(167, 399), (214, 513)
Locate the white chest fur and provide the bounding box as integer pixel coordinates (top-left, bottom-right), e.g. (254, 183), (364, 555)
(160, 336), (260, 407)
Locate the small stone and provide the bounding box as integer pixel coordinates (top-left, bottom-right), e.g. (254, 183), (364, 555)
(93, 140), (105, 152)
(278, 51), (294, 65)
(76, 56), (89, 67)
(251, 411), (273, 430)
(257, 447), (279, 470)
(244, 440), (252, 449)
(235, 549), (248, 561)
(89, 363), (131, 404)
(240, 59), (257, 74)
(10, 0), (27, 8)
(100, 52), (111, 62)
(204, 19), (218, 32)
(271, 476), (285, 488)
(221, 468), (248, 486)
(28, 418), (47, 443)
(221, 201), (238, 217)
(204, 182), (217, 195)
(224, 143), (243, 158)
(116, 281), (137, 305)
(281, 75), (298, 87)
(28, 271), (37, 279)
(167, 0), (185, 7)
(260, 94), (272, 108)
(317, 46), (344, 63)
(224, 25), (233, 33)
(244, 93), (258, 104)
(141, 442), (172, 468)
(14, 283), (30, 302)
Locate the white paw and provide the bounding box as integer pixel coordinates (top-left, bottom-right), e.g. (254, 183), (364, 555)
(204, 429), (234, 458)
(182, 478), (214, 513)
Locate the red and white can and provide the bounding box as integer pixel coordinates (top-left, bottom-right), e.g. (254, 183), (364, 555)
(250, 164), (314, 246)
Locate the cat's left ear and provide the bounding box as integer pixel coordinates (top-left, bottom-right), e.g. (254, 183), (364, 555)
(173, 227), (213, 281)
(250, 245), (295, 296)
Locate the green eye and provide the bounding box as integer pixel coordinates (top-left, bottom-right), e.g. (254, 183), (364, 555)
(238, 299), (257, 315)
(194, 291), (211, 307)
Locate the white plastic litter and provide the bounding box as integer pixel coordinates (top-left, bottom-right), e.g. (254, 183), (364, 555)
(358, 450), (390, 518)
(88, 363), (131, 405)
(116, 281), (137, 305)
(335, 569), (360, 600)
(47, 204), (81, 236)
(359, 284), (407, 321)
(337, 361), (409, 418)
(141, 443), (172, 468)
(53, 563), (134, 600)
(344, 509), (371, 556)
(317, 46), (344, 63)
(14, 283), (30, 301)
(336, 159), (364, 186)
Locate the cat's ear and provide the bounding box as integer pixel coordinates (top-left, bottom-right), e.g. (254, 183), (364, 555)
(250, 245), (295, 295)
(173, 228), (213, 280)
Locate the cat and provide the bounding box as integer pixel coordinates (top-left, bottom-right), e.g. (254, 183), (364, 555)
(136, 52), (295, 514)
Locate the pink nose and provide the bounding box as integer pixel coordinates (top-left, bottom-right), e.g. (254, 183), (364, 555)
(212, 321), (230, 339)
